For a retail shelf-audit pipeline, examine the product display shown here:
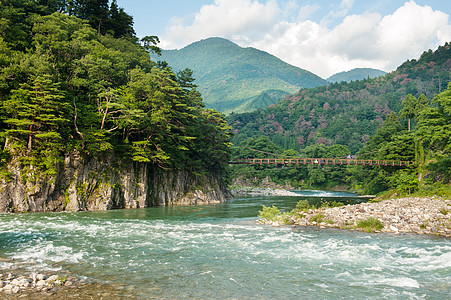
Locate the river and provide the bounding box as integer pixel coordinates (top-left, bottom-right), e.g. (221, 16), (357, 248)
(1, 191), (450, 299)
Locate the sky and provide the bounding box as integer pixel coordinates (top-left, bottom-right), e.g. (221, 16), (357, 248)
(116, 0), (451, 78)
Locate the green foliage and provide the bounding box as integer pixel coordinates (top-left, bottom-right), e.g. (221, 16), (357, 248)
(0, 8), (232, 179)
(229, 43), (451, 157)
(258, 205), (281, 222)
(416, 83), (451, 183)
(311, 213), (325, 223)
(356, 217), (384, 232)
(157, 37), (328, 114)
(389, 170), (419, 195)
(294, 199), (311, 212)
(228, 42), (451, 194)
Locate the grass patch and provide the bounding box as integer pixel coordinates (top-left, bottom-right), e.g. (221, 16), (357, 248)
(411, 183), (451, 198)
(355, 217), (384, 232)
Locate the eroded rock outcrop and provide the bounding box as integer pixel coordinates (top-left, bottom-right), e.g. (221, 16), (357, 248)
(0, 153), (231, 213)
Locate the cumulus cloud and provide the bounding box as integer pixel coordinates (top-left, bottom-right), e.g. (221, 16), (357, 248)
(252, 0), (451, 77)
(161, 0), (451, 78)
(160, 0), (279, 49)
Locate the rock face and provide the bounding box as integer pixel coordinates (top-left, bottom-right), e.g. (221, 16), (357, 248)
(0, 153), (231, 213)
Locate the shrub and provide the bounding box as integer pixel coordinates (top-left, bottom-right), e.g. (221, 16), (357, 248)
(258, 205), (280, 222)
(311, 213), (325, 223)
(356, 217), (384, 232)
(294, 199), (311, 212)
(280, 212), (292, 225)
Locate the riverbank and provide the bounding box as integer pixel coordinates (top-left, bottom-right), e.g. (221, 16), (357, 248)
(231, 186), (299, 196)
(0, 269), (132, 299)
(0, 269), (77, 298)
(259, 196), (451, 237)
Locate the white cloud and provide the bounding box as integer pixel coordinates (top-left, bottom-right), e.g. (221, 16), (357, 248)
(340, 0), (355, 10)
(161, 0), (451, 78)
(251, 0), (451, 77)
(160, 0), (280, 49)
(376, 0), (451, 66)
(298, 4), (320, 21)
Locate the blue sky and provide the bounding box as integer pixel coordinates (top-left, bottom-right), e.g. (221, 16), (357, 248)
(117, 0), (451, 78)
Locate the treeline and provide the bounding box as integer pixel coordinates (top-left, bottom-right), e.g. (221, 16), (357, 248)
(0, 1), (232, 178)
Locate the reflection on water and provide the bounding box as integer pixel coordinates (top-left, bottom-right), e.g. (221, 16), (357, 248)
(0, 191), (450, 299)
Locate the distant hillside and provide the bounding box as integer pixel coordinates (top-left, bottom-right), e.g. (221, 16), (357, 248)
(157, 37), (328, 114)
(327, 68), (387, 83)
(228, 42), (451, 153)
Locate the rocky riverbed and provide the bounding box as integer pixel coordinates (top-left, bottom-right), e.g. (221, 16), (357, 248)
(0, 270), (79, 298)
(259, 196), (451, 237)
(231, 187), (299, 196)
(0, 268), (132, 299)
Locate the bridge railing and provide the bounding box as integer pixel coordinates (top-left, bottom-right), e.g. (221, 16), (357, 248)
(228, 158), (414, 166)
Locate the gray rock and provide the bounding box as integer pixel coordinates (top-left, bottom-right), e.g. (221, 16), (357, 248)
(36, 280), (46, 286)
(46, 275), (58, 283)
(36, 273), (46, 281)
(11, 285), (20, 293)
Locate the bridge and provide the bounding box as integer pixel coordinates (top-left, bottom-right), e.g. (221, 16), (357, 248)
(229, 158), (414, 166)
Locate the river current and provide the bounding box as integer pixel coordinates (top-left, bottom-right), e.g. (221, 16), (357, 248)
(1, 191), (450, 299)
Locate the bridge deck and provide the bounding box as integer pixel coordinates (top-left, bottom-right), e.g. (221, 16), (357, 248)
(229, 158), (414, 166)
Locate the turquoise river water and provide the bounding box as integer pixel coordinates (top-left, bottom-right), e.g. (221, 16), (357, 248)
(0, 190), (450, 299)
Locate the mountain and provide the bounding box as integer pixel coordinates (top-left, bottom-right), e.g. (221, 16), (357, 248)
(327, 68), (387, 83)
(227, 42), (451, 154)
(157, 37), (328, 114)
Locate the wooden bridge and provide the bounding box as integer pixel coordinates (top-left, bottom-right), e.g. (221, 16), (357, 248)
(229, 158), (414, 166)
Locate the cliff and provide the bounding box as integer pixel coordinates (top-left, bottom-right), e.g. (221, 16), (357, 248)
(0, 153), (232, 213)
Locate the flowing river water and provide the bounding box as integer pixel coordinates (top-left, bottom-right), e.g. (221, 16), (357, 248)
(1, 191), (450, 299)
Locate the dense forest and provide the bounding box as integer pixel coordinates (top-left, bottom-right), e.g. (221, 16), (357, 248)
(229, 44), (451, 196)
(0, 1), (232, 181)
(228, 44), (451, 153)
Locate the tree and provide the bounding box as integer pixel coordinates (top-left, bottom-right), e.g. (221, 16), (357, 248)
(399, 94), (430, 131)
(3, 74), (69, 174)
(399, 94), (417, 131)
(105, 0), (135, 39)
(416, 83), (451, 182)
(141, 36), (161, 56)
(70, 0), (109, 34)
(177, 68), (197, 91)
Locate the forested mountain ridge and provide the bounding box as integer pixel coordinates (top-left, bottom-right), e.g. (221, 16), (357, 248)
(327, 68), (387, 83)
(228, 42), (451, 154)
(0, 1), (232, 212)
(157, 37), (329, 114)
